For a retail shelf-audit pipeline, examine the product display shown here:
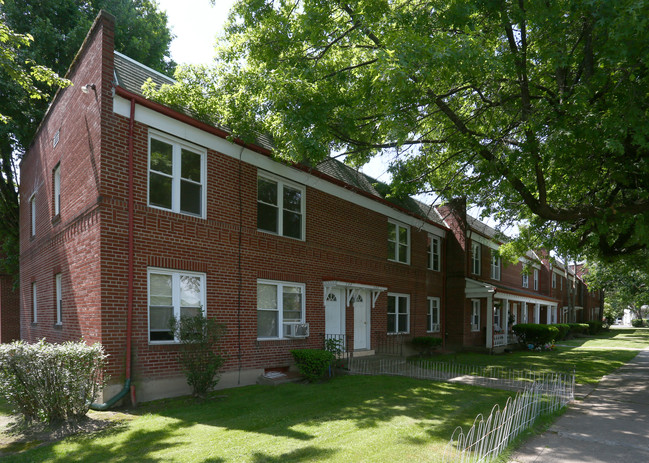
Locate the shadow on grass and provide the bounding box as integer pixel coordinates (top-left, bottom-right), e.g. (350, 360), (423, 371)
(3, 376), (512, 462)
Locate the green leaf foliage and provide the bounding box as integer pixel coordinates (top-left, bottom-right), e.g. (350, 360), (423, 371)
(149, 0), (649, 259)
(512, 323), (559, 348)
(169, 315), (226, 398)
(291, 348), (334, 382)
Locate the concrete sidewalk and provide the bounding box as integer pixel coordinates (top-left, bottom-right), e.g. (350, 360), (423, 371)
(509, 348), (649, 462)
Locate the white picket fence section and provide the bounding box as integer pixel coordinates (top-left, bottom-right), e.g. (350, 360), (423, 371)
(442, 374), (574, 463)
(347, 356), (574, 462)
(349, 357), (574, 393)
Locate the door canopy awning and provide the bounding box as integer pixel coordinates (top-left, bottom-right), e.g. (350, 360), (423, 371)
(323, 280), (388, 308)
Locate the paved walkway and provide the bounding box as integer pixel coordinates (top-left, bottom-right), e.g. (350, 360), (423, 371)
(510, 348), (649, 462)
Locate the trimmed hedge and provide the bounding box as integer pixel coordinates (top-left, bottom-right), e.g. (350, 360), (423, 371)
(512, 323), (559, 348)
(291, 349), (334, 382)
(587, 321), (605, 335)
(632, 318), (645, 327)
(0, 340), (107, 423)
(410, 336), (442, 355)
(568, 323), (589, 335)
(552, 324), (570, 341)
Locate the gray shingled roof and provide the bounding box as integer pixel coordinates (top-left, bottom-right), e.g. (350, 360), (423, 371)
(113, 52), (445, 228)
(114, 52), (174, 95)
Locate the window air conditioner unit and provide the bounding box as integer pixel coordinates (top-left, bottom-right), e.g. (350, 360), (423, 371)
(284, 323), (309, 338)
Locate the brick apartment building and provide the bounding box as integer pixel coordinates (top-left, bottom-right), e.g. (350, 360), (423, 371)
(18, 12), (600, 402)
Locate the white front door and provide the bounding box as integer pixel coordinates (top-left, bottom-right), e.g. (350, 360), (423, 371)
(325, 288), (344, 336)
(353, 291), (369, 350)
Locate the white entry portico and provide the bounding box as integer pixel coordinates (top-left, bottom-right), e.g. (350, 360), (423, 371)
(465, 278), (559, 349)
(323, 280), (387, 351)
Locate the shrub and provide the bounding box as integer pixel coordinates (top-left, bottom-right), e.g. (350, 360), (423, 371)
(170, 315), (226, 398)
(568, 323), (589, 335)
(0, 339), (108, 423)
(587, 321), (604, 335)
(291, 349), (334, 382)
(410, 336), (443, 355)
(632, 318), (645, 327)
(552, 324), (570, 341)
(512, 324), (559, 348)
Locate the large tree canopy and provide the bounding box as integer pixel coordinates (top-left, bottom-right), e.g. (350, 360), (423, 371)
(149, 0), (649, 259)
(0, 0), (175, 276)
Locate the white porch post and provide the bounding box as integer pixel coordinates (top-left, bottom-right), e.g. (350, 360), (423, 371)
(486, 293), (494, 349)
(534, 303), (540, 324)
(504, 299), (510, 344)
(546, 304), (551, 324)
(522, 302), (527, 323)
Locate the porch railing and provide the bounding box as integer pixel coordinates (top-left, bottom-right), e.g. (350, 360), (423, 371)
(324, 334), (350, 365)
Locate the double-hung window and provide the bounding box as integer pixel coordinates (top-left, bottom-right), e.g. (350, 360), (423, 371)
(428, 235), (440, 271)
(388, 221), (410, 264)
(490, 251), (500, 280)
(30, 194), (36, 237)
(471, 299), (480, 331)
(53, 164), (61, 217)
(427, 297), (440, 332)
(533, 269), (539, 290)
(522, 273), (529, 288)
(148, 269), (205, 342)
(148, 133), (206, 217)
(387, 293), (409, 334)
(55, 273), (62, 325)
(257, 175), (304, 240)
(552, 272), (557, 289)
(471, 242), (481, 275)
(257, 280), (305, 339)
(32, 282), (37, 324)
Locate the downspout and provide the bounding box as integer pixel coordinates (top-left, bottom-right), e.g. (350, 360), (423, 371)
(441, 235), (447, 352)
(91, 96), (136, 410)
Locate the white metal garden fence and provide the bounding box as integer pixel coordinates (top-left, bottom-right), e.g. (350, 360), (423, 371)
(349, 356), (575, 394)
(441, 373), (574, 462)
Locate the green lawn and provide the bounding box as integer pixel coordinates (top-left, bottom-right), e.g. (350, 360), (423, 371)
(420, 327), (649, 385)
(2, 376), (513, 463)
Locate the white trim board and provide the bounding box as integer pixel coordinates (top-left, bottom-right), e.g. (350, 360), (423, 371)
(113, 95), (446, 238)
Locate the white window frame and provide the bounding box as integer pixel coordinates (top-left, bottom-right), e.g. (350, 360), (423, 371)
(257, 172), (306, 240)
(490, 251), (501, 280)
(471, 299), (480, 332)
(32, 282), (37, 323)
(30, 194), (36, 237)
(471, 241), (481, 275)
(522, 273), (529, 288)
(147, 131), (207, 218)
(147, 268), (206, 344)
(533, 269), (539, 290)
(427, 297), (440, 333)
(55, 273), (62, 325)
(428, 235), (440, 271)
(387, 293), (410, 334)
(53, 163), (61, 216)
(388, 221), (410, 264)
(257, 279), (306, 340)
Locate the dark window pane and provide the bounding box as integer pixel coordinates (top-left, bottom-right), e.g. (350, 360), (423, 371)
(283, 210), (302, 238)
(258, 310), (278, 337)
(283, 186), (301, 212)
(388, 223), (396, 242)
(398, 244), (408, 263)
(398, 226), (408, 244)
(388, 241), (396, 260)
(258, 178), (277, 205)
(180, 180), (201, 215)
(258, 202), (278, 233)
(150, 173), (172, 209)
(150, 330), (174, 341)
(150, 139), (173, 174)
(427, 312), (432, 330)
(387, 313), (396, 333)
(398, 314), (408, 332)
(387, 296), (396, 314)
(181, 149), (201, 181)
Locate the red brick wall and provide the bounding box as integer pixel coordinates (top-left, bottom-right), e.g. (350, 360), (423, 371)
(19, 14), (112, 346)
(0, 275), (20, 342)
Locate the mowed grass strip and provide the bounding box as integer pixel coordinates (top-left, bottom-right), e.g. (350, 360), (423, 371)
(2, 376), (513, 463)
(416, 327), (649, 385)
